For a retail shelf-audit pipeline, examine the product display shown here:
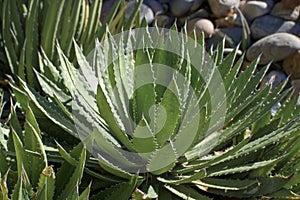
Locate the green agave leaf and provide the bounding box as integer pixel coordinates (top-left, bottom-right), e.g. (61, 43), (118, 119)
(201, 176), (289, 198)
(0, 147), (8, 177)
(146, 143), (177, 175)
(231, 64), (269, 111)
(155, 87), (181, 147)
(206, 158), (281, 177)
(164, 184), (211, 200)
(217, 44), (240, 78)
(18, 78), (76, 136)
(97, 156), (135, 181)
(11, 169), (31, 200)
(193, 177), (257, 191)
(9, 0), (24, 47)
(2, 0), (18, 74)
(157, 169), (206, 185)
(54, 143), (82, 198)
(52, 94), (73, 121)
(124, 0), (143, 31)
(176, 137), (251, 174)
(11, 130), (33, 199)
(56, 44), (76, 93)
(38, 49), (61, 85)
(277, 134), (300, 178)
(91, 128), (144, 178)
(24, 107), (47, 187)
(227, 56), (260, 107)
(274, 96), (300, 126)
(35, 70), (71, 103)
(131, 116), (158, 154)
(75, 0), (87, 40)
(129, 30), (154, 125)
(266, 188), (300, 199)
(60, 0), (81, 56)
(78, 183), (91, 200)
(222, 54), (245, 92)
(96, 85), (133, 150)
(11, 126), (25, 177)
(25, 0), (39, 87)
(9, 79), (30, 111)
(214, 39), (225, 66)
(107, 33), (134, 133)
(41, 0), (65, 59)
(56, 144), (86, 200)
(232, 120), (299, 163)
(97, 0), (122, 41)
(81, 0), (102, 53)
(10, 105), (23, 140)
(65, 186), (79, 200)
(90, 175), (139, 200)
(57, 141), (122, 183)
(34, 166), (56, 200)
(18, 40), (26, 81)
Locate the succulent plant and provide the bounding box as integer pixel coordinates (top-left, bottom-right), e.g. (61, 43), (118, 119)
(6, 26), (300, 199)
(0, 0), (144, 89)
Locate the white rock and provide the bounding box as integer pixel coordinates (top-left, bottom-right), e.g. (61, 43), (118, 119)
(241, 0), (273, 22)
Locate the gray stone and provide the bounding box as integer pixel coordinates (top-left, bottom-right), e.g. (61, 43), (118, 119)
(187, 18), (215, 38)
(260, 70), (287, 91)
(208, 0), (240, 18)
(206, 27), (243, 49)
(170, 0), (204, 17)
(282, 0), (300, 9)
(240, 0), (273, 22)
(283, 50), (300, 79)
(246, 33), (300, 64)
(143, 0), (164, 15)
(100, 0), (115, 22)
(188, 9), (210, 19)
(126, 2), (154, 24)
(251, 15), (300, 40)
(220, 27), (243, 44)
(271, 2), (300, 21)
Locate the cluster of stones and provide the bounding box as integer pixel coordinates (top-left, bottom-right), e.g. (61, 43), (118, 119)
(101, 0), (300, 103)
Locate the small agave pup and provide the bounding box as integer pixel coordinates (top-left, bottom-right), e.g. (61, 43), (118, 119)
(12, 26), (300, 199)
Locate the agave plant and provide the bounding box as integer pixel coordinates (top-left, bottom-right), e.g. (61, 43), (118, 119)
(0, 0), (144, 89)
(7, 26), (300, 199)
(0, 89), (92, 199)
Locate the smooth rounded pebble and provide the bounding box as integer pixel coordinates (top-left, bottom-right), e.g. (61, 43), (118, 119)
(187, 18), (215, 38)
(251, 15), (300, 39)
(170, 0), (204, 17)
(282, 0), (300, 9)
(240, 0), (273, 22)
(270, 2), (300, 21)
(206, 27), (243, 49)
(246, 33), (300, 64)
